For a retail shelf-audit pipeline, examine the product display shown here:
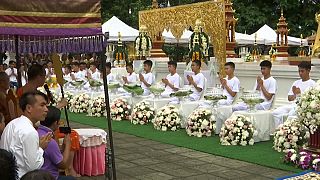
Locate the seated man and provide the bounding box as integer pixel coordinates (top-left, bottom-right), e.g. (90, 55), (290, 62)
(37, 106), (77, 179)
(233, 60), (277, 111)
(273, 61), (315, 128)
(139, 60), (155, 96)
(0, 72), (15, 124)
(122, 63), (138, 84)
(70, 62), (86, 81)
(161, 60), (180, 97)
(87, 62), (101, 81)
(0, 91), (51, 178)
(187, 60), (205, 101)
(5, 61), (18, 89)
(101, 62), (115, 83)
(63, 65), (72, 82)
(218, 62), (240, 106)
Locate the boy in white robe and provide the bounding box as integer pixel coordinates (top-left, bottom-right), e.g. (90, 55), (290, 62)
(233, 60), (277, 111)
(161, 60), (180, 97)
(139, 60), (154, 96)
(87, 62), (101, 81)
(187, 60), (205, 101)
(273, 61), (315, 128)
(70, 62), (86, 81)
(123, 63), (138, 84)
(218, 62), (240, 106)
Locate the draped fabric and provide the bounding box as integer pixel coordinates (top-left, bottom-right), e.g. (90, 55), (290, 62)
(0, 0), (104, 53)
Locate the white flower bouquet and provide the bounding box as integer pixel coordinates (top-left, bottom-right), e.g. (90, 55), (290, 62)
(110, 98), (131, 121)
(273, 118), (309, 152)
(87, 96), (106, 117)
(131, 101), (155, 125)
(186, 108), (216, 137)
(219, 115), (256, 146)
(152, 105), (181, 131)
(69, 93), (91, 113)
(297, 82), (320, 134)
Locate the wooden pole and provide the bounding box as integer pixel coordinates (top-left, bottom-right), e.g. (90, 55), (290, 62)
(102, 32), (117, 180)
(15, 35), (22, 87)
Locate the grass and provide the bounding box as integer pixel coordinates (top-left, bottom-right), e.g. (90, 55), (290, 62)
(63, 112), (302, 173)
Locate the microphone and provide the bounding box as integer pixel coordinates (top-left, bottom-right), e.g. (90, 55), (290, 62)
(44, 84), (55, 104)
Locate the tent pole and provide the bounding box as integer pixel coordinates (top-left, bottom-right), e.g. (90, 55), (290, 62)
(15, 35), (22, 87)
(102, 32), (117, 180)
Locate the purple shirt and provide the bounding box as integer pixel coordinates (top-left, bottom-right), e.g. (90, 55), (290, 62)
(37, 125), (62, 179)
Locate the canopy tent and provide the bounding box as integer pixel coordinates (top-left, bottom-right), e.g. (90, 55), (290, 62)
(250, 24), (308, 46)
(102, 16), (139, 42)
(162, 29), (194, 44)
(235, 32), (264, 45)
(0, 0), (104, 54)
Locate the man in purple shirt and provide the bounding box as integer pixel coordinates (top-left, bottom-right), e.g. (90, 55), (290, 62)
(37, 106), (75, 180)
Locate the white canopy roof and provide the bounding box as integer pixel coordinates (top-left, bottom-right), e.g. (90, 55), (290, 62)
(235, 32), (264, 45)
(162, 29), (193, 44)
(250, 24), (308, 46)
(102, 16), (139, 42)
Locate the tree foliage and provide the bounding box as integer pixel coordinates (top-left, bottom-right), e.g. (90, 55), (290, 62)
(101, 0), (320, 37)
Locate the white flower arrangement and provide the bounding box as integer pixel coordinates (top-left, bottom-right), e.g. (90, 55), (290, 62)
(87, 96), (106, 117)
(131, 101), (155, 125)
(152, 105), (181, 131)
(110, 98), (131, 121)
(69, 93), (91, 113)
(186, 108), (216, 137)
(219, 115), (256, 146)
(297, 82), (320, 134)
(273, 118), (309, 152)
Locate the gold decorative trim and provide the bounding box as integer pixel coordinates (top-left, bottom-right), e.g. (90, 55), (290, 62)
(0, 22), (101, 28)
(0, 10), (100, 18)
(139, 0), (226, 74)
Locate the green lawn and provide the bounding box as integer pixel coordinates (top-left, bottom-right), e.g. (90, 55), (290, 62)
(64, 112), (301, 173)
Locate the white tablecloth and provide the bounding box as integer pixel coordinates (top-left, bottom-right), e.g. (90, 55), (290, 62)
(73, 129), (107, 147)
(145, 98), (172, 111)
(232, 110), (273, 142)
(213, 105), (233, 134)
(111, 67), (127, 78)
(175, 101), (200, 128)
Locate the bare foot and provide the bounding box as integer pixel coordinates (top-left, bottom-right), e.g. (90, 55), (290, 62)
(68, 168), (81, 177)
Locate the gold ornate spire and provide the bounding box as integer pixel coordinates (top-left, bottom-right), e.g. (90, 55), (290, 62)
(152, 0), (158, 9)
(312, 13), (320, 56)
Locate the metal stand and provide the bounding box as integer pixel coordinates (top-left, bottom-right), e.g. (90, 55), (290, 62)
(102, 32), (117, 180)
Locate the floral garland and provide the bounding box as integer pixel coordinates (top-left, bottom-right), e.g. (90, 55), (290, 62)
(219, 115), (256, 146)
(131, 101), (155, 125)
(296, 81), (320, 134)
(273, 118), (309, 152)
(87, 96), (106, 117)
(135, 32), (152, 57)
(152, 105), (181, 131)
(110, 98), (131, 121)
(244, 53), (252, 62)
(186, 108), (216, 137)
(284, 149), (320, 171)
(69, 93), (91, 113)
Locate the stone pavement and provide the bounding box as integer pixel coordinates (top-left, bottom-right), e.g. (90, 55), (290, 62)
(71, 122), (293, 180)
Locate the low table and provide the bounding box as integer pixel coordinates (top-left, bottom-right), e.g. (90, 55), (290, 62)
(232, 110), (273, 142)
(73, 129), (107, 176)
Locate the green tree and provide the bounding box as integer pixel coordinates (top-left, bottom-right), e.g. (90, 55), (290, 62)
(233, 0), (320, 37)
(101, 0), (320, 37)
